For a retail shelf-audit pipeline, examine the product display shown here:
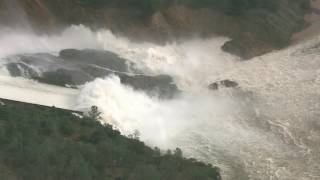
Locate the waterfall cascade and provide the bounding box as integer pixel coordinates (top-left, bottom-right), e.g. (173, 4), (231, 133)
(0, 24), (319, 179)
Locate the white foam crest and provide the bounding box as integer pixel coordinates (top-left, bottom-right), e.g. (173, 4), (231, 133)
(75, 28), (320, 179)
(0, 25), (237, 91)
(77, 76), (278, 152)
(95, 31), (238, 90)
(0, 25), (102, 59)
(1, 24), (320, 179)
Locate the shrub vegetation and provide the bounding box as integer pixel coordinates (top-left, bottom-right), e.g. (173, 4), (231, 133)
(0, 99), (221, 180)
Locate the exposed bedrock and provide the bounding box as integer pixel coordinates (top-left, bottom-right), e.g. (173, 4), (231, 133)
(5, 49), (179, 98)
(0, 0), (311, 59)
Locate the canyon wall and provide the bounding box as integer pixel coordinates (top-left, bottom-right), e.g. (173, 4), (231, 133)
(0, 0), (311, 59)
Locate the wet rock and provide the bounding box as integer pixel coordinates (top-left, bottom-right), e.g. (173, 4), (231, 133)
(222, 36), (276, 60)
(35, 69), (92, 87)
(6, 62), (39, 78)
(5, 49), (179, 98)
(120, 74), (178, 98)
(209, 80), (238, 90)
(59, 49), (132, 73)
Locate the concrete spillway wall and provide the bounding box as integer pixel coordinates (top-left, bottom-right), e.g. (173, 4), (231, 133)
(0, 75), (79, 111)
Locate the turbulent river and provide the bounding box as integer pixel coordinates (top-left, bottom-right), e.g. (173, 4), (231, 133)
(0, 25), (320, 180)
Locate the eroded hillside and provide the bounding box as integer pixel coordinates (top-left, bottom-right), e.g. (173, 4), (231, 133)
(0, 0), (311, 58)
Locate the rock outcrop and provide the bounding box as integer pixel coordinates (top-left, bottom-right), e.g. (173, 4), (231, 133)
(5, 49), (179, 98)
(0, 0), (311, 59)
(209, 80), (239, 90)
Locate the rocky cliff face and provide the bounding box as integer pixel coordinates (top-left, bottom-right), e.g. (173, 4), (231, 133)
(0, 0), (311, 59)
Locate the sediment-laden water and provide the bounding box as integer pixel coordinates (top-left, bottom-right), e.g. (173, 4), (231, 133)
(0, 25), (320, 180)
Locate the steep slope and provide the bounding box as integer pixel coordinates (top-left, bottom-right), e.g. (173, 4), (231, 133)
(0, 99), (222, 180)
(0, 0), (311, 59)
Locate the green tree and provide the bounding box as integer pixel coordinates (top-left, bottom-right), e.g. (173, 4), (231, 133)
(87, 106), (102, 120)
(0, 99), (222, 180)
(173, 148), (183, 158)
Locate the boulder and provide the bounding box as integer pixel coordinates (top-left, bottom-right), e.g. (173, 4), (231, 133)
(6, 62), (39, 78)
(209, 80), (238, 90)
(5, 49), (179, 98)
(59, 49), (131, 73)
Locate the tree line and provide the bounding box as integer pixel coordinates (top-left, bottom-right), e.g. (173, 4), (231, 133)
(0, 100), (221, 180)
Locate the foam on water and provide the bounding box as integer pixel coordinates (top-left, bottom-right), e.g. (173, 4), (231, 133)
(75, 27), (320, 180)
(0, 25), (102, 58)
(0, 25), (320, 179)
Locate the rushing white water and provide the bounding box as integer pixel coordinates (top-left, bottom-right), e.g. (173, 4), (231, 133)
(0, 26), (103, 58)
(0, 25), (320, 180)
(75, 27), (320, 180)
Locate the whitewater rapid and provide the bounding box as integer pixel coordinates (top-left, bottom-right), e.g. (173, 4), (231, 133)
(0, 25), (320, 180)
